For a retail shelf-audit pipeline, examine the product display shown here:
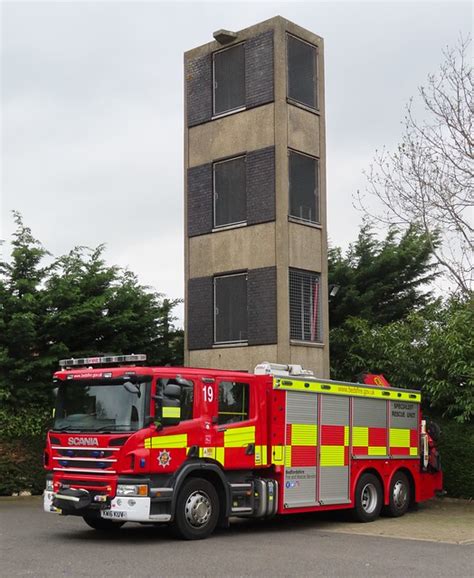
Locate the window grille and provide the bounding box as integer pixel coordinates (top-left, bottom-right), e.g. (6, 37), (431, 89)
(289, 269), (322, 342)
(214, 273), (248, 344)
(213, 156), (246, 228)
(287, 34), (317, 109)
(213, 43), (245, 116)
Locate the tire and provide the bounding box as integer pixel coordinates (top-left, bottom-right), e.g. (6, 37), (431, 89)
(383, 471), (410, 517)
(353, 473), (383, 523)
(171, 478), (219, 540)
(83, 515), (125, 531)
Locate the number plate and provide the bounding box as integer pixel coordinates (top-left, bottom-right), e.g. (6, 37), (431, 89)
(100, 510), (127, 520)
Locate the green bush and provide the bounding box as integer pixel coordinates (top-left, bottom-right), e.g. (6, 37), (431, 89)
(0, 437), (45, 495)
(436, 419), (474, 499)
(0, 406), (51, 440)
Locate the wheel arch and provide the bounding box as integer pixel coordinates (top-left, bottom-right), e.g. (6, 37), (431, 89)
(171, 461), (231, 522)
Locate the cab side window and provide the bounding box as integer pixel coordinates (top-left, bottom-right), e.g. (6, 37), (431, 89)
(218, 381), (249, 425)
(158, 377), (194, 421)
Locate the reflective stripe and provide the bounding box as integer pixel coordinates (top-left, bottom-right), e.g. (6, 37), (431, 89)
(320, 445), (345, 467)
(291, 424), (317, 446)
(144, 434), (187, 449)
(199, 447), (225, 465)
(353, 426), (369, 446)
(368, 446), (387, 456)
(272, 445), (284, 465)
(162, 407), (181, 419)
(274, 378), (421, 403)
(255, 445), (268, 466)
(410, 447), (419, 456)
(389, 428), (410, 447)
(284, 446), (292, 467)
(224, 426), (255, 447)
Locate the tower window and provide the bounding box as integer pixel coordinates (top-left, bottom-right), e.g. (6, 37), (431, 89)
(289, 150), (319, 223)
(214, 156), (246, 228)
(214, 273), (248, 344)
(289, 268), (322, 342)
(287, 34), (317, 109)
(213, 43), (245, 116)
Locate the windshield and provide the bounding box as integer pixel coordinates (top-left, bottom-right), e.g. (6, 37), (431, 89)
(53, 380), (149, 432)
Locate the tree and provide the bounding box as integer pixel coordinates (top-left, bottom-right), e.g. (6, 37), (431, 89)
(329, 298), (473, 423)
(0, 214), (184, 406)
(0, 212), (50, 404)
(328, 222), (438, 329)
(359, 36), (473, 296)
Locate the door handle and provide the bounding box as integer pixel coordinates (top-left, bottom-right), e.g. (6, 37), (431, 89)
(245, 443), (255, 455)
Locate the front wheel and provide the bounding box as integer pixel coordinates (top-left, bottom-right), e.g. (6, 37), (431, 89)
(83, 515), (125, 531)
(383, 471), (410, 517)
(171, 478), (219, 540)
(353, 473), (383, 523)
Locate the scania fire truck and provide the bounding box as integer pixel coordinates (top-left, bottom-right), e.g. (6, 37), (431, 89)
(44, 355), (442, 539)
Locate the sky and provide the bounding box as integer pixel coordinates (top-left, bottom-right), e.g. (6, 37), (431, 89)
(1, 1), (472, 326)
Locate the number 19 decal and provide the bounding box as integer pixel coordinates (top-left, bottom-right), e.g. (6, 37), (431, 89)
(202, 385), (214, 403)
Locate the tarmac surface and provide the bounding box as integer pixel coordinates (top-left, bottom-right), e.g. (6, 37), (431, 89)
(1, 496), (473, 577)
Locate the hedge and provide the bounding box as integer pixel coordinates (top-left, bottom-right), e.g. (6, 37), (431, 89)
(435, 419), (474, 499)
(0, 410), (472, 498)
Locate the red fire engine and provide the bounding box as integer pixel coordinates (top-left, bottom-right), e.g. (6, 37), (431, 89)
(43, 355), (442, 539)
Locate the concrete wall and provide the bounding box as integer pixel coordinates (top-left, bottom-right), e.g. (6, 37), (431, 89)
(184, 16), (329, 377)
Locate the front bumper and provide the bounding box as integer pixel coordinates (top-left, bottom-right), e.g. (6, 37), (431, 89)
(43, 489), (171, 523)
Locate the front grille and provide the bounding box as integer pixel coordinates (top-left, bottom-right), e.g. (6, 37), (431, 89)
(56, 449), (115, 458)
(51, 445), (117, 473)
(62, 479), (109, 487)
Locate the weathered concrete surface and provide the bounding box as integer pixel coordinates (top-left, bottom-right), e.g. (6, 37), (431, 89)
(1, 497), (473, 577)
(308, 498), (474, 545)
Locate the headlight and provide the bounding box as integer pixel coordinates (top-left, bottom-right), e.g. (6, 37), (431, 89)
(46, 480), (54, 491)
(116, 484), (148, 497)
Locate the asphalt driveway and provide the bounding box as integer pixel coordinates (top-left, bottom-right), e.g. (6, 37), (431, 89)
(1, 497), (473, 577)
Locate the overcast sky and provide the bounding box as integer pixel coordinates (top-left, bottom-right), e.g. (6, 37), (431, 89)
(1, 1), (472, 325)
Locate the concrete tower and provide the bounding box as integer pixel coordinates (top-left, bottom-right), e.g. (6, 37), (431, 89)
(184, 16), (329, 377)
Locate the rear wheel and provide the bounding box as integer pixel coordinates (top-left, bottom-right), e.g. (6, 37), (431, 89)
(383, 471), (410, 517)
(83, 515), (125, 531)
(353, 473), (383, 523)
(171, 478), (219, 540)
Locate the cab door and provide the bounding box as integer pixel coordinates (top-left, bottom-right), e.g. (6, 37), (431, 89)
(211, 376), (265, 470)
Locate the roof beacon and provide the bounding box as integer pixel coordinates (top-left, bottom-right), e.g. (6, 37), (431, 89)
(58, 354), (147, 369)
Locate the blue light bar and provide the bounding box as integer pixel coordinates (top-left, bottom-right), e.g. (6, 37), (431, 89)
(59, 354), (147, 368)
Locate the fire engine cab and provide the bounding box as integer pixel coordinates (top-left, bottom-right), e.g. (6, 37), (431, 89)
(43, 355), (442, 539)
